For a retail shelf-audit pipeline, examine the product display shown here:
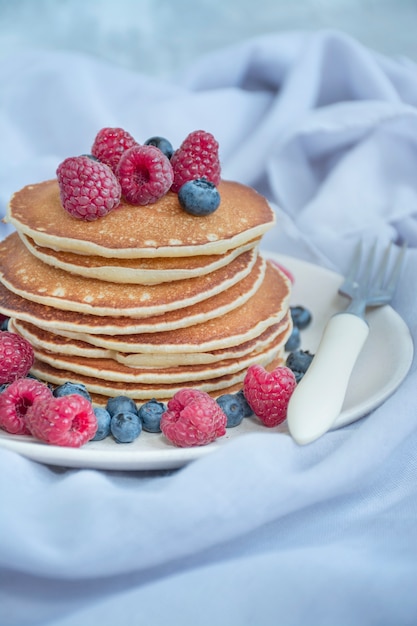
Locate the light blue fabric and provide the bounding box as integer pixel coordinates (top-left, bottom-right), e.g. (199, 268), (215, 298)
(0, 30), (416, 626)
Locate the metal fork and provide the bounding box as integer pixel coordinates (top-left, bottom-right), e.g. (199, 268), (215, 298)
(287, 240), (406, 445)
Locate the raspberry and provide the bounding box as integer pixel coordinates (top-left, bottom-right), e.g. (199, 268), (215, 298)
(0, 378), (52, 435)
(56, 155), (121, 221)
(26, 394), (97, 447)
(91, 127), (138, 171)
(0, 331), (34, 384)
(116, 144), (174, 205)
(160, 388), (226, 447)
(170, 130), (221, 193)
(243, 364), (296, 428)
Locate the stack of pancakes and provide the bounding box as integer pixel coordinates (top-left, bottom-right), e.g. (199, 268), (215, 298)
(0, 178), (292, 406)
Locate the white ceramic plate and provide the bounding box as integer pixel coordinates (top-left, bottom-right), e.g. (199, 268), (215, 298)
(0, 253), (413, 470)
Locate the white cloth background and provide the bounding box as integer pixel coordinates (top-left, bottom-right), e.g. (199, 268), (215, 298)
(0, 30), (416, 626)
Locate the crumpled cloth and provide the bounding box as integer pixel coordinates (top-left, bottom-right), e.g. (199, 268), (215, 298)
(1, 29), (417, 626)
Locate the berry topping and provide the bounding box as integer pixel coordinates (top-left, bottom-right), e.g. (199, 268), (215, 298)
(286, 349), (314, 383)
(91, 407), (112, 441)
(160, 388), (227, 447)
(170, 130), (221, 193)
(91, 127), (137, 171)
(0, 314), (9, 330)
(53, 381), (92, 402)
(138, 399), (166, 433)
(144, 136), (174, 160)
(216, 392), (245, 428)
(290, 305), (313, 330)
(0, 331), (34, 384)
(110, 411), (142, 443)
(106, 395), (138, 417)
(178, 178), (221, 216)
(243, 364), (297, 428)
(285, 326), (301, 352)
(57, 155), (121, 221)
(0, 378), (52, 435)
(26, 394), (97, 447)
(116, 144), (174, 205)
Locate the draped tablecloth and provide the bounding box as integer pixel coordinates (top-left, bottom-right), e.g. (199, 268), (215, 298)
(0, 30), (416, 626)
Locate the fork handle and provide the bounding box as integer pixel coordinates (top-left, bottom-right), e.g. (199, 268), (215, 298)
(287, 313), (369, 445)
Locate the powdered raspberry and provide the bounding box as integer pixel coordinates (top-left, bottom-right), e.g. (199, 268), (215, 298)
(26, 394), (97, 447)
(91, 127), (138, 171)
(57, 156), (121, 220)
(0, 331), (34, 384)
(116, 144), (174, 205)
(0, 378), (52, 435)
(170, 130), (221, 193)
(243, 364), (297, 427)
(160, 388), (226, 447)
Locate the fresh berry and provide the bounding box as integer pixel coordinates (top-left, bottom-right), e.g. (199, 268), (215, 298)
(144, 136), (174, 160)
(216, 393), (245, 428)
(110, 411), (142, 443)
(56, 155), (121, 221)
(178, 178), (220, 216)
(116, 144), (174, 205)
(160, 388), (227, 447)
(235, 389), (253, 417)
(0, 314), (9, 330)
(286, 349), (314, 383)
(285, 326), (301, 352)
(91, 127), (137, 171)
(138, 399), (166, 433)
(53, 381), (92, 402)
(170, 130), (221, 193)
(290, 306), (312, 330)
(0, 331), (34, 384)
(0, 378), (52, 435)
(90, 407), (112, 441)
(106, 395), (138, 417)
(26, 394), (97, 447)
(243, 364), (296, 427)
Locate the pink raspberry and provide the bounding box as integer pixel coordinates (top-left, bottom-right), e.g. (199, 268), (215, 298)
(160, 388), (227, 447)
(26, 394), (97, 447)
(57, 155), (121, 221)
(116, 144), (174, 205)
(0, 331), (34, 384)
(91, 127), (138, 171)
(243, 364), (297, 427)
(170, 130), (221, 193)
(0, 378), (52, 435)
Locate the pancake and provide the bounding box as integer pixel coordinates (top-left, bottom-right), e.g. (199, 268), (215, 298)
(0, 233), (258, 316)
(6, 179), (276, 258)
(31, 353), (285, 402)
(11, 317), (290, 367)
(21, 234), (259, 284)
(0, 255), (268, 334)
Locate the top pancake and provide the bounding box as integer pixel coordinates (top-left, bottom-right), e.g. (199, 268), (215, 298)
(6, 179), (276, 258)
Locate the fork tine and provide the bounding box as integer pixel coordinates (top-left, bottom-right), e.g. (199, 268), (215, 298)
(372, 242), (392, 290)
(384, 242), (407, 295)
(345, 240), (363, 284)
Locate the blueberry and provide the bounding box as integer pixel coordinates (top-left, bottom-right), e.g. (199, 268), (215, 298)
(91, 407), (112, 441)
(286, 349), (314, 382)
(235, 389), (253, 417)
(81, 153), (100, 161)
(290, 306), (312, 330)
(285, 326), (301, 352)
(216, 393), (246, 428)
(0, 383), (8, 394)
(178, 178), (220, 216)
(138, 399), (166, 433)
(111, 411), (142, 443)
(0, 317), (9, 331)
(106, 395), (138, 417)
(53, 381), (91, 402)
(144, 136), (174, 160)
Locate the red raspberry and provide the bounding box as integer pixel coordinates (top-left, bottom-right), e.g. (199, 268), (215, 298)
(0, 378), (52, 435)
(57, 156), (121, 221)
(116, 144), (174, 205)
(0, 331), (34, 384)
(243, 364), (297, 427)
(170, 130), (221, 193)
(160, 388), (227, 447)
(91, 127), (138, 171)
(26, 394), (97, 447)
